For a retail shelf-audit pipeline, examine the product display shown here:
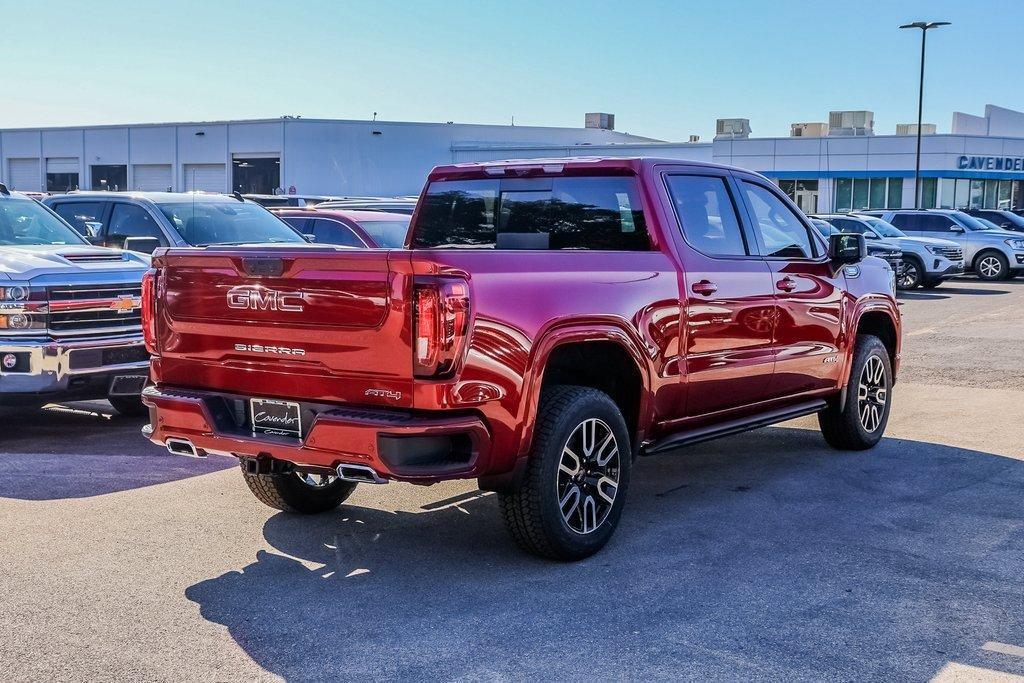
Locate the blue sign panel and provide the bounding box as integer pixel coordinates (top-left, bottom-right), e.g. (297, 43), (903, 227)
(957, 155), (1024, 171)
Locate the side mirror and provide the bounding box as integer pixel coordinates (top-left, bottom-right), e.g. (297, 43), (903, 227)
(949, 225), (965, 233)
(829, 232), (866, 266)
(303, 233), (317, 243)
(123, 236), (161, 255)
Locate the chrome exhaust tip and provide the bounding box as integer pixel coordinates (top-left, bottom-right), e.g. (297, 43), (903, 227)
(166, 438), (205, 458)
(336, 463), (388, 484)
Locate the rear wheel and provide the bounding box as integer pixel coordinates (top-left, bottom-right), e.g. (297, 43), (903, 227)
(818, 334), (892, 450)
(976, 251), (1009, 281)
(242, 469), (358, 514)
(499, 385), (631, 561)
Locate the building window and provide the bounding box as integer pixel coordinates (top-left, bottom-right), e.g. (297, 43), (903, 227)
(46, 172), (79, 193)
(919, 178), (937, 208)
(232, 157), (281, 194)
(933, 178), (1019, 210)
(833, 177), (902, 211)
(91, 165), (127, 191)
(777, 179), (819, 214)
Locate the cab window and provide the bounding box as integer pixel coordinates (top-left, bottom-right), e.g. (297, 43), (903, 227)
(741, 182), (818, 258)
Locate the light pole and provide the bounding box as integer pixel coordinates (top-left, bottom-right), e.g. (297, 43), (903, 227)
(900, 20), (950, 209)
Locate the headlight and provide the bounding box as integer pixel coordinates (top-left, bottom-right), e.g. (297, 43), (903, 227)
(0, 283), (31, 301)
(925, 245), (946, 255)
(1005, 238), (1024, 250)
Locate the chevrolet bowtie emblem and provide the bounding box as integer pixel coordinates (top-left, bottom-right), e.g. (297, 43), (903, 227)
(110, 295), (141, 314)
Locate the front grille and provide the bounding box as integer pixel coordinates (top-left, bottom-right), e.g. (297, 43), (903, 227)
(46, 283), (143, 338)
(932, 246), (963, 260)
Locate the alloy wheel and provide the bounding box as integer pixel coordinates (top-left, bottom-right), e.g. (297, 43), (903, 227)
(979, 256), (1003, 279)
(295, 472), (338, 488)
(898, 262), (919, 288)
(857, 355), (888, 433)
(556, 418), (620, 535)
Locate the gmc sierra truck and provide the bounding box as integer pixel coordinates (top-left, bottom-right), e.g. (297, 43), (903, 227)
(142, 158), (901, 560)
(0, 186), (150, 414)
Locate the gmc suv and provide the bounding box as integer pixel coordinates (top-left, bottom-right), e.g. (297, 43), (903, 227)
(0, 185), (150, 414)
(142, 158), (901, 560)
(865, 209), (1024, 281)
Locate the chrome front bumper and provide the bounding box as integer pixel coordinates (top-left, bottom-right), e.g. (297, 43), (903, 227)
(0, 335), (149, 396)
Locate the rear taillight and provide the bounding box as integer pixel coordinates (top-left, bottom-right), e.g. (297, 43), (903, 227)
(141, 269), (158, 354)
(413, 278), (470, 378)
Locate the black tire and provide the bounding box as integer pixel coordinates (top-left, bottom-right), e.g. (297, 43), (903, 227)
(919, 279), (942, 290)
(108, 395), (148, 417)
(897, 257), (923, 289)
(242, 469), (358, 514)
(975, 251), (1010, 281)
(499, 385), (632, 561)
(818, 335), (892, 451)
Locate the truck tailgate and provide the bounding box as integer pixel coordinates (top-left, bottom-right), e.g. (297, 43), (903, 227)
(152, 247), (414, 408)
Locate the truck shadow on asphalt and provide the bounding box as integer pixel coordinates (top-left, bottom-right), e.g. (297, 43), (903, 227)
(185, 427), (1024, 681)
(0, 402), (234, 500)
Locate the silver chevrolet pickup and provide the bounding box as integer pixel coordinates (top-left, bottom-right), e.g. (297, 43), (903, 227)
(0, 186), (150, 414)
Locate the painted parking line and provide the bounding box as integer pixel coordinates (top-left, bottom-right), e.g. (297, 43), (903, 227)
(984, 642), (1024, 658)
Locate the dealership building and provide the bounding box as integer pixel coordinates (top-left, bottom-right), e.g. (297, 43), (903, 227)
(3, 105), (1024, 213)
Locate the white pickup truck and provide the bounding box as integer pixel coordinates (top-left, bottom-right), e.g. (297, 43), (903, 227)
(0, 185), (150, 414)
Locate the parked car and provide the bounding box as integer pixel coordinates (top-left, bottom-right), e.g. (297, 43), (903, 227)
(813, 213), (964, 289)
(314, 197), (418, 215)
(242, 194), (340, 208)
(142, 158), (900, 560)
(43, 192), (309, 252)
(863, 209), (1024, 281)
(809, 217), (903, 287)
(0, 184), (150, 414)
(964, 209), (1024, 233)
(276, 209), (410, 248)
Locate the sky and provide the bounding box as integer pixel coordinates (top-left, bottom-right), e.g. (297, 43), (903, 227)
(3, 0), (1023, 141)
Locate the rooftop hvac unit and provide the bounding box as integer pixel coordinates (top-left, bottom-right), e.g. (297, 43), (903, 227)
(828, 110), (875, 136)
(585, 113), (615, 130)
(790, 122), (829, 137)
(688, 134), (700, 143)
(896, 123), (937, 135)
(715, 118), (751, 139)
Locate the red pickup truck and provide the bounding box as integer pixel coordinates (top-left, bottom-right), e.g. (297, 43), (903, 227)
(141, 158), (900, 560)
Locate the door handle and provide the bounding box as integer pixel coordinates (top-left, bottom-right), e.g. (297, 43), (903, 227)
(776, 277), (797, 292)
(691, 280), (718, 296)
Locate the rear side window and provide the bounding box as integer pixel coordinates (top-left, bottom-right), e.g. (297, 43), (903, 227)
(665, 175), (747, 257)
(412, 176), (649, 250)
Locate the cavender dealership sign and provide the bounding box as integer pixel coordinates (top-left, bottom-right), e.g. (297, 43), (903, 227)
(957, 155), (1024, 171)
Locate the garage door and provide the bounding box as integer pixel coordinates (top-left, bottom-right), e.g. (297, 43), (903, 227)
(183, 164), (226, 193)
(133, 164), (173, 191)
(46, 157), (79, 174)
(8, 158), (41, 192)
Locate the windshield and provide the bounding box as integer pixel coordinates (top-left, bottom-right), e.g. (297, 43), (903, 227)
(955, 212), (998, 231)
(974, 216), (1003, 231)
(0, 197), (89, 246)
(862, 218), (907, 238)
(356, 219), (410, 248)
(157, 200), (306, 246)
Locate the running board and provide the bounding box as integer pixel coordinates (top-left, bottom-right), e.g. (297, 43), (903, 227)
(642, 399), (828, 456)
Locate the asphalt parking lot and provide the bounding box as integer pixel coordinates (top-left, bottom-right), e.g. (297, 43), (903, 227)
(2, 278), (1023, 682)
